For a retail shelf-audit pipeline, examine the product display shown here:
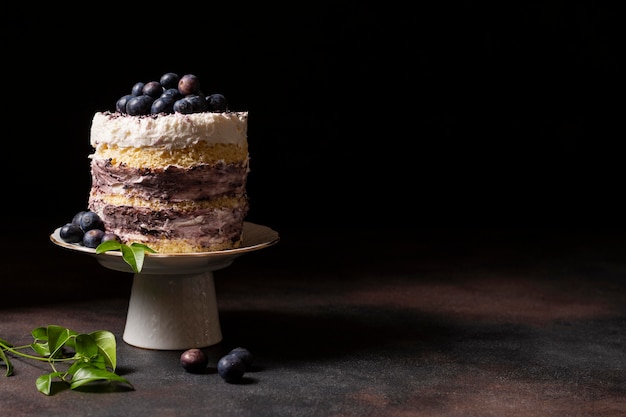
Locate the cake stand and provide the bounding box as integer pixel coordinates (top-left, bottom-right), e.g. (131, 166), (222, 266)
(50, 222), (279, 350)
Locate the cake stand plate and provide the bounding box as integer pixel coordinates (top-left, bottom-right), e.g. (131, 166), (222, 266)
(50, 222), (279, 350)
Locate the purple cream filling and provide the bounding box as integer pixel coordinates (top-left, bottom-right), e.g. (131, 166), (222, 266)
(90, 159), (249, 202)
(89, 200), (248, 243)
(88, 159), (249, 244)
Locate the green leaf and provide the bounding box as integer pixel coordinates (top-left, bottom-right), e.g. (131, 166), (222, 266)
(36, 371), (65, 395)
(96, 241), (156, 273)
(30, 327), (52, 356)
(0, 348), (13, 377)
(30, 342), (50, 356)
(88, 355), (107, 370)
(90, 330), (117, 370)
(131, 245), (147, 273)
(31, 327), (48, 341)
(1, 326), (131, 395)
(119, 244), (138, 273)
(75, 334), (99, 359)
(46, 325), (75, 358)
(68, 360), (87, 375)
(69, 366), (133, 390)
(95, 240), (122, 254)
(0, 338), (14, 377)
(68, 356), (106, 375)
(130, 243), (157, 253)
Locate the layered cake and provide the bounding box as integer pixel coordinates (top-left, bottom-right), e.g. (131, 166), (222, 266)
(87, 73), (250, 253)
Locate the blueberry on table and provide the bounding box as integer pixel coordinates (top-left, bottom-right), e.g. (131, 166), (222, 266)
(217, 354), (246, 383)
(180, 348), (208, 373)
(83, 229), (105, 248)
(59, 223), (84, 243)
(228, 347), (253, 370)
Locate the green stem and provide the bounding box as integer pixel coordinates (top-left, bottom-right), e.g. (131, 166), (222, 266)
(1, 344), (74, 363)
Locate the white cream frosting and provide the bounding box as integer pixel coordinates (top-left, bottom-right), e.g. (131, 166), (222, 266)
(90, 111), (248, 150)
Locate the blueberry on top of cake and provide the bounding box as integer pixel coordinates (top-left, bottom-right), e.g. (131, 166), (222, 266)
(87, 73), (250, 253)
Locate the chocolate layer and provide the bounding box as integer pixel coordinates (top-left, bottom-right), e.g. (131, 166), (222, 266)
(89, 198), (248, 245)
(90, 158), (249, 202)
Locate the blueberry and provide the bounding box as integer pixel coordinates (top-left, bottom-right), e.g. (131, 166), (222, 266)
(79, 211), (104, 232)
(217, 354), (246, 383)
(142, 81), (163, 99)
(206, 94), (228, 112)
(162, 88), (182, 100)
(131, 82), (145, 96)
(180, 348), (208, 373)
(151, 96), (175, 114)
(101, 232), (120, 243)
(185, 94), (208, 112)
(115, 74), (230, 115)
(228, 347), (253, 370)
(160, 72), (179, 90)
(173, 98), (195, 114)
(59, 223), (84, 243)
(71, 210), (90, 226)
(83, 229), (105, 248)
(116, 94), (133, 113)
(126, 95), (154, 116)
(178, 74), (200, 95)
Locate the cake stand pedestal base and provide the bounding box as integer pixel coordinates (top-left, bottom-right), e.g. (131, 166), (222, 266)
(51, 222), (279, 351)
(123, 271), (221, 350)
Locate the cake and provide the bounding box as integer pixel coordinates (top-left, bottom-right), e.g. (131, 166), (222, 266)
(87, 73), (250, 253)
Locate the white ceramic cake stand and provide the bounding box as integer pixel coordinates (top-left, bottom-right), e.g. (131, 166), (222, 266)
(50, 222), (279, 350)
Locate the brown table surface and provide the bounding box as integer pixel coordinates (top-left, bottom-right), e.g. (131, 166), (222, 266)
(2, 227), (625, 416)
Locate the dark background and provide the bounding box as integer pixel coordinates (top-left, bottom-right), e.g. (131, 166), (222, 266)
(2, 7), (625, 413)
(3, 2), (620, 241)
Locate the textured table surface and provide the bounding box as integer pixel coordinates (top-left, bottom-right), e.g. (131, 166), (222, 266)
(2, 227), (625, 416)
